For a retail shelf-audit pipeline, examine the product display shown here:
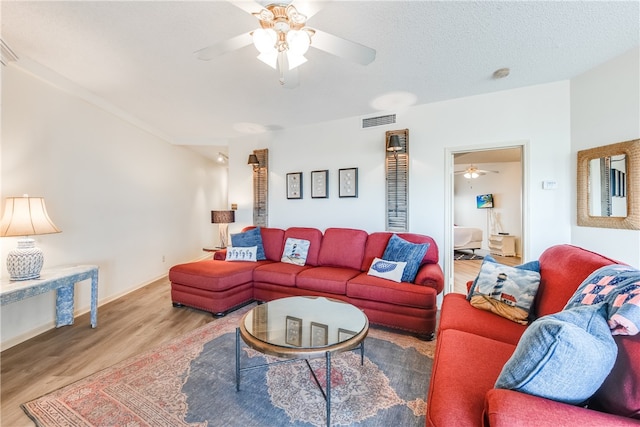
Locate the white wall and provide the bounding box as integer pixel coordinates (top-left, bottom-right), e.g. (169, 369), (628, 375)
(1, 65), (226, 349)
(454, 161), (522, 254)
(571, 47), (640, 267)
(228, 81), (572, 270)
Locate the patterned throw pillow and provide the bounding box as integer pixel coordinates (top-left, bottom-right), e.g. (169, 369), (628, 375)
(230, 227), (266, 260)
(367, 257), (407, 283)
(565, 264), (640, 336)
(225, 246), (257, 262)
(281, 238), (311, 266)
(381, 234), (429, 282)
(495, 304), (618, 405)
(468, 255), (541, 324)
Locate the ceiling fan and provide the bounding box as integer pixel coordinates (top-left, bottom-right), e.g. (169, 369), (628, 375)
(194, 1), (376, 88)
(454, 165), (499, 179)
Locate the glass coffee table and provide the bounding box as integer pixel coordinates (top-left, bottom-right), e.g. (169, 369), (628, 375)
(236, 296), (369, 427)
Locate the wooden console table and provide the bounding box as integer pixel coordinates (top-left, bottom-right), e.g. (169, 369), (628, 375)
(0, 265), (99, 328)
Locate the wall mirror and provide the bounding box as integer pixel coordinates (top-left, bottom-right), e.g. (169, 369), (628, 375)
(577, 139), (639, 229)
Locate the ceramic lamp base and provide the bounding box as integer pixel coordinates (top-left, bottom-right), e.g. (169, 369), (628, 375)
(6, 238), (44, 281)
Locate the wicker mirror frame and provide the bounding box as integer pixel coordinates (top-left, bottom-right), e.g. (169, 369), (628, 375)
(577, 139), (640, 229)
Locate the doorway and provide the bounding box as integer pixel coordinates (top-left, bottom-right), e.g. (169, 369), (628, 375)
(444, 144), (527, 295)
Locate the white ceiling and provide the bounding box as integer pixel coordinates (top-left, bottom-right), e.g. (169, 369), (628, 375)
(2, 1), (639, 160)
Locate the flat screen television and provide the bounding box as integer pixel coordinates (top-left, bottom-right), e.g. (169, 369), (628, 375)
(476, 193), (494, 209)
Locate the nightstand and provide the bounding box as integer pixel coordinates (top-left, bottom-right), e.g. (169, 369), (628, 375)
(489, 235), (516, 257)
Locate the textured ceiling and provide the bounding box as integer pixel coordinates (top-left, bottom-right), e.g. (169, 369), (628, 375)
(2, 1), (639, 158)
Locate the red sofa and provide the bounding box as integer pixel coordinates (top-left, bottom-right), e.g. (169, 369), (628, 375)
(169, 227), (444, 338)
(427, 244), (640, 426)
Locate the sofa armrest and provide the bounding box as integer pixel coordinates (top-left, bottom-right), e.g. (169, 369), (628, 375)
(484, 389), (640, 427)
(414, 263), (444, 294)
(213, 249), (227, 261)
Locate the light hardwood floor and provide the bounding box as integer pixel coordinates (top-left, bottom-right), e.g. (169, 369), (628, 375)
(1, 277), (217, 426)
(1, 254), (520, 426)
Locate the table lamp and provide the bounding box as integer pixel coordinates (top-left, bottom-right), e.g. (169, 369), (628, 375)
(211, 210), (235, 248)
(0, 195), (61, 280)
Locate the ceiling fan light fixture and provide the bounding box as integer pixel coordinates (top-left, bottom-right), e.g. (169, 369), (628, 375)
(287, 52), (307, 70)
(253, 28), (277, 54)
(286, 30), (310, 56)
(257, 52), (278, 69)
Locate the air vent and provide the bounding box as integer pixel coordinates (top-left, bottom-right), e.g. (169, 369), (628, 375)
(362, 114), (396, 128)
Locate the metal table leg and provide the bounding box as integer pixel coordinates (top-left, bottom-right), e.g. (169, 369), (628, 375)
(236, 328), (241, 391)
(326, 351), (331, 427)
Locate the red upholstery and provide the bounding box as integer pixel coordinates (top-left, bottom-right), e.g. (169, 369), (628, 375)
(485, 389), (640, 427)
(170, 227), (444, 336)
(317, 227), (368, 269)
(535, 244), (622, 317)
(438, 293), (525, 345)
(296, 266), (360, 295)
(426, 329), (515, 427)
(347, 272), (437, 309)
(427, 244), (636, 426)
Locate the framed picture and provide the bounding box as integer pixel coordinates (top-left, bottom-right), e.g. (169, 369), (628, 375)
(338, 328), (357, 341)
(311, 170), (329, 198)
(285, 316), (302, 347)
(310, 322), (328, 347)
(339, 168), (358, 198)
(286, 172), (303, 199)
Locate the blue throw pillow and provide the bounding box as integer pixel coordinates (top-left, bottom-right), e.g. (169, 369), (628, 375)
(467, 255), (540, 298)
(468, 254), (541, 324)
(495, 304), (618, 405)
(230, 227), (266, 260)
(381, 234), (429, 282)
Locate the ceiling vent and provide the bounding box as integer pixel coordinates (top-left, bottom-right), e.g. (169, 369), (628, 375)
(1, 39), (18, 66)
(362, 114), (396, 129)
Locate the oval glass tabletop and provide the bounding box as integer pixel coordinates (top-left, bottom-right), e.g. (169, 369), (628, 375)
(243, 296), (368, 349)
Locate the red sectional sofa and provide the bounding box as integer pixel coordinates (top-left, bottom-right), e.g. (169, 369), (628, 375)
(427, 244), (640, 426)
(169, 227), (444, 338)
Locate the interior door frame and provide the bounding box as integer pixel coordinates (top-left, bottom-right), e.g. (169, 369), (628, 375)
(443, 141), (530, 295)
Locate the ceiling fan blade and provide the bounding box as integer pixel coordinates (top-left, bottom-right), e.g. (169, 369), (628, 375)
(293, 0), (330, 20)
(310, 29), (376, 65)
(194, 32), (253, 61)
(228, 0), (266, 15)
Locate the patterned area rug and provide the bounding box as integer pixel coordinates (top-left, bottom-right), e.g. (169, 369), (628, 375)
(454, 250), (484, 261)
(23, 304), (435, 426)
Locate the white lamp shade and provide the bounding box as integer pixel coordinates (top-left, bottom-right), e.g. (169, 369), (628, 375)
(253, 28), (277, 54)
(0, 196), (61, 237)
(286, 30), (310, 56)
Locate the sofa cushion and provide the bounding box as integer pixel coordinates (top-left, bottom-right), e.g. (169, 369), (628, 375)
(438, 293), (526, 345)
(169, 260), (264, 292)
(495, 304), (617, 405)
(468, 255), (541, 325)
(347, 272), (436, 309)
(253, 262), (312, 287)
(296, 266), (360, 295)
(281, 237), (311, 266)
(361, 232), (439, 271)
(426, 329), (515, 427)
(317, 228), (368, 270)
(536, 244), (621, 318)
(283, 227), (323, 266)
(225, 246), (257, 262)
(565, 264), (640, 336)
(259, 227), (286, 261)
(382, 234), (429, 282)
(485, 388), (640, 427)
(590, 333), (640, 419)
(367, 257), (406, 282)
(231, 227), (266, 260)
